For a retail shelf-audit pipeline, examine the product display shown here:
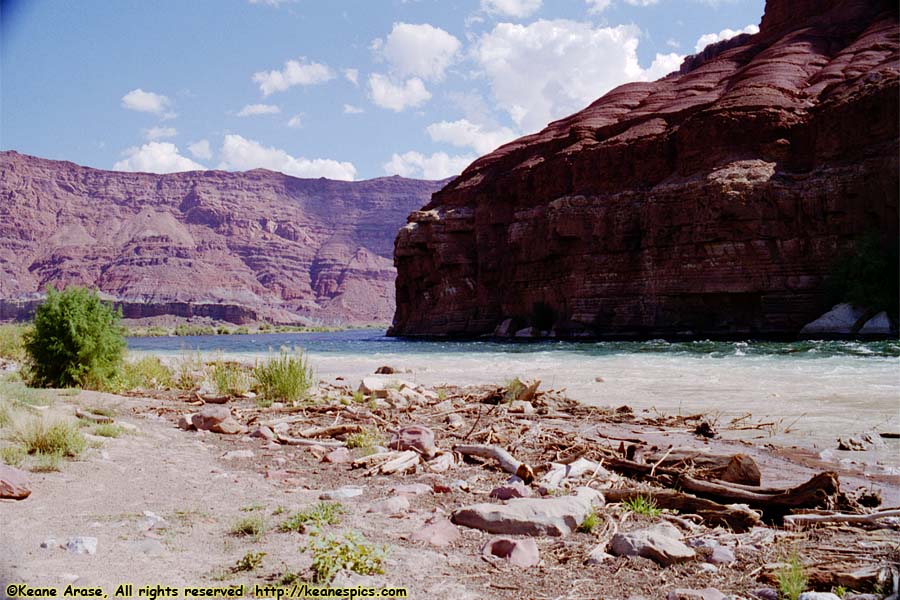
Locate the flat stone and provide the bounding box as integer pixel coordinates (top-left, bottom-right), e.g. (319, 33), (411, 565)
(610, 523), (696, 566)
(210, 417), (244, 435)
(584, 546), (613, 565)
(489, 482), (532, 500)
(410, 518), (460, 547)
(319, 486), (364, 501)
(367, 495), (410, 515)
(451, 487), (603, 536)
(324, 447), (352, 464)
(666, 589), (727, 600)
(0, 464), (31, 500)
(389, 425), (437, 458)
(482, 537), (540, 568)
(708, 545), (736, 565)
(798, 594), (841, 600)
(859, 311), (895, 335)
(389, 483), (432, 496)
(65, 537), (98, 555)
(250, 426), (275, 441)
(222, 449), (255, 460)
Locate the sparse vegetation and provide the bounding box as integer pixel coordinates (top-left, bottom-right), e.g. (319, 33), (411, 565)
(229, 515), (266, 538)
(503, 377), (524, 402)
(15, 418), (87, 457)
(253, 349), (313, 405)
(210, 360), (252, 397)
(30, 450), (63, 472)
(351, 390), (365, 404)
(24, 286), (125, 389)
(279, 502), (344, 533)
(174, 324), (217, 337)
(775, 553), (808, 600)
(0, 445), (26, 466)
(578, 509), (601, 533)
(622, 495), (662, 518)
(175, 352), (204, 391)
(91, 423), (125, 438)
(0, 323), (30, 362)
(231, 551), (266, 573)
(345, 428), (383, 455)
(305, 530), (387, 583)
(118, 356), (174, 391)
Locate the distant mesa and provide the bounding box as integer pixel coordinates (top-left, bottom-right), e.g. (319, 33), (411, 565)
(0, 151), (445, 325)
(390, 0), (899, 339)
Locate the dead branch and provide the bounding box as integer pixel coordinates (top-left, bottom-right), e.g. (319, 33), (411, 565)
(275, 433), (345, 448)
(783, 509), (900, 528)
(297, 424), (363, 438)
(603, 488), (761, 532)
(75, 408), (113, 424)
(454, 443), (535, 483)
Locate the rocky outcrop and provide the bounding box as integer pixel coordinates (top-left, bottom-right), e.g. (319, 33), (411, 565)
(391, 0), (899, 338)
(0, 152), (444, 324)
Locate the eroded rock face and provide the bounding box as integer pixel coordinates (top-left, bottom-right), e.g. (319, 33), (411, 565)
(391, 0), (899, 338)
(0, 152), (444, 324)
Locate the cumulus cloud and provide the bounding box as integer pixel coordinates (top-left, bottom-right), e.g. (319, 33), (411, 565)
(188, 140), (212, 160)
(426, 119), (517, 154)
(383, 151), (474, 179)
(143, 126), (177, 141)
(481, 0), (542, 19)
(236, 103), (281, 117)
(113, 142), (204, 174)
(121, 89), (172, 115)
(584, 0), (611, 13)
(624, 0), (659, 5)
(287, 114), (303, 128)
(343, 68), (359, 85)
(474, 19), (684, 132)
(694, 24), (759, 52)
(252, 57), (334, 96)
(343, 104), (364, 114)
(218, 134), (356, 180)
(378, 22), (461, 81)
(368, 74), (431, 112)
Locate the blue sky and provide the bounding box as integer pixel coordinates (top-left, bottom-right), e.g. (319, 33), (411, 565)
(1, 0), (764, 180)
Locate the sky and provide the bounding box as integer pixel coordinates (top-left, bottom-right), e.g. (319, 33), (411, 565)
(1, 0), (765, 181)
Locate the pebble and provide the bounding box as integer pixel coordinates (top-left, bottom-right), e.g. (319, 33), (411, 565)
(65, 537), (98, 555)
(141, 511), (167, 530)
(753, 589), (779, 600)
(40, 538), (58, 549)
(708, 545), (735, 564)
(584, 546), (613, 565)
(319, 486), (365, 501)
(250, 426), (275, 441)
(698, 563), (718, 574)
(389, 483), (432, 496)
(222, 449), (255, 460)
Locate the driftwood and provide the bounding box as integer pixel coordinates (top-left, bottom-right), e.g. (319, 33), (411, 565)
(454, 444), (535, 483)
(352, 450), (420, 475)
(75, 408), (113, 424)
(540, 458), (608, 489)
(678, 471), (840, 516)
(760, 563), (889, 592)
(603, 488), (761, 532)
(783, 509), (900, 528)
(298, 424), (363, 438)
(643, 449), (761, 486)
(275, 433), (345, 448)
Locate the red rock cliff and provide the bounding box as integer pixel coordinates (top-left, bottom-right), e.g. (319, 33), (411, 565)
(391, 0), (899, 338)
(0, 152), (444, 324)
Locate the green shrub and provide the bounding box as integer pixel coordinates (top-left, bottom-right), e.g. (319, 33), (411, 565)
(776, 553), (808, 600)
(15, 419), (87, 457)
(211, 360), (252, 397)
(279, 502), (344, 533)
(827, 233), (899, 319)
(622, 495), (662, 517)
(30, 450), (63, 472)
(229, 515), (266, 538)
(0, 324), (30, 362)
(578, 509), (601, 533)
(92, 423), (124, 438)
(232, 551), (266, 573)
(119, 356), (174, 391)
(0, 446), (26, 466)
(253, 350), (313, 405)
(305, 530), (387, 583)
(24, 286), (125, 389)
(345, 428), (383, 455)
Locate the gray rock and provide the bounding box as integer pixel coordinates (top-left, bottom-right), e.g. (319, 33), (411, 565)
(609, 523), (696, 566)
(409, 518), (460, 547)
(798, 594), (841, 600)
(389, 483), (432, 496)
(666, 590), (726, 600)
(141, 511), (167, 530)
(493, 318), (514, 337)
(324, 447), (352, 464)
(65, 537), (98, 555)
(800, 303), (868, 336)
(451, 487), (603, 536)
(844, 595), (881, 600)
(698, 563), (718, 574)
(708, 545), (736, 565)
(490, 482), (532, 500)
(366, 496), (410, 515)
(222, 449), (255, 460)
(128, 539), (164, 556)
(40, 538), (58, 549)
(389, 425), (436, 458)
(482, 537), (540, 568)
(319, 486), (364, 501)
(753, 590), (779, 600)
(584, 545), (613, 565)
(250, 426), (275, 441)
(859, 311), (896, 335)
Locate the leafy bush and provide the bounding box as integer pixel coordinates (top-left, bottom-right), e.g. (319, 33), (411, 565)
(622, 495), (662, 517)
(827, 234), (899, 319)
(253, 350), (314, 405)
(305, 530), (387, 583)
(24, 286), (125, 389)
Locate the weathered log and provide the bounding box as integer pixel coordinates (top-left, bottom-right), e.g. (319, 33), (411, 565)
(454, 444), (535, 483)
(642, 449), (761, 486)
(276, 433), (345, 448)
(603, 488), (761, 532)
(783, 509), (900, 528)
(297, 424), (363, 438)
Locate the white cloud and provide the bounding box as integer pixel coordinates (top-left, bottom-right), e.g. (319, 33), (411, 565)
(121, 89), (172, 115)
(474, 19), (684, 132)
(694, 24), (759, 52)
(188, 140), (212, 160)
(343, 104), (364, 114)
(643, 52), (683, 80)
(378, 22), (461, 81)
(143, 126), (177, 141)
(218, 134), (356, 180)
(368, 73), (431, 112)
(113, 142), (204, 174)
(252, 57), (334, 96)
(481, 0), (542, 19)
(426, 119), (517, 154)
(287, 114), (303, 128)
(248, 0), (292, 5)
(236, 103), (281, 117)
(584, 0), (611, 13)
(383, 151), (474, 179)
(624, 0), (659, 5)
(343, 68), (359, 85)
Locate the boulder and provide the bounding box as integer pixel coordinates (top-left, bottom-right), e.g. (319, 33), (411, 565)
(451, 487), (602, 536)
(324, 447), (352, 464)
(609, 523), (696, 566)
(250, 425), (275, 441)
(482, 537), (540, 568)
(191, 406), (231, 431)
(374, 366), (396, 374)
(799, 303), (869, 336)
(859, 311), (896, 336)
(0, 464), (31, 500)
(493, 318), (514, 337)
(389, 425), (437, 458)
(366, 495), (410, 515)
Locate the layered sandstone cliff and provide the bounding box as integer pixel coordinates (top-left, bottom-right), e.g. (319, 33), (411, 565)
(391, 0), (899, 338)
(0, 152), (444, 324)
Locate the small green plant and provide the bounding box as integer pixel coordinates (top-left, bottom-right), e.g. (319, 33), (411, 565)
(210, 360), (252, 397)
(30, 450), (63, 472)
(351, 390), (365, 404)
(832, 586), (847, 599)
(279, 572), (299, 585)
(775, 553), (808, 600)
(174, 324), (217, 336)
(0, 324), (30, 361)
(119, 356), (173, 391)
(436, 388), (448, 401)
(503, 378), (524, 402)
(175, 352), (204, 391)
(15, 419), (87, 457)
(253, 350), (314, 405)
(305, 530), (387, 583)
(84, 405), (117, 417)
(92, 423), (124, 438)
(0, 401), (14, 429)
(229, 515), (266, 538)
(345, 428), (383, 455)
(578, 509), (601, 533)
(231, 551), (266, 573)
(272, 505), (287, 516)
(240, 503), (265, 512)
(24, 286), (126, 389)
(0, 445), (26, 466)
(622, 495), (662, 518)
(279, 502), (345, 533)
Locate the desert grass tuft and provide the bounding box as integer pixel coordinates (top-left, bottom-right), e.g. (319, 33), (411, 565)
(15, 418), (87, 457)
(253, 349), (313, 405)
